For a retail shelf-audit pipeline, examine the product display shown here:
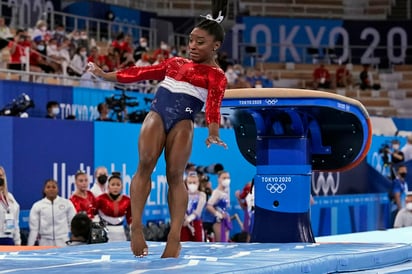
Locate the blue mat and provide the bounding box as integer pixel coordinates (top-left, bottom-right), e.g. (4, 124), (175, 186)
(1, 239), (412, 274)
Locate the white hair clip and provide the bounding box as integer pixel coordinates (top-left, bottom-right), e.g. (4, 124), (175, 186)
(200, 10), (224, 24)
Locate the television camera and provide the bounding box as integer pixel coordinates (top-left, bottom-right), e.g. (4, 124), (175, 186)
(105, 91), (139, 122)
(0, 93), (35, 117)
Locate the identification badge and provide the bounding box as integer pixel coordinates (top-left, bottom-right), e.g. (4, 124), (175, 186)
(4, 212), (15, 234)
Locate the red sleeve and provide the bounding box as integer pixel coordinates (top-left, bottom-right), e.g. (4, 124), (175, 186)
(116, 60), (168, 83)
(205, 69), (227, 125)
(125, 196), (132, 224)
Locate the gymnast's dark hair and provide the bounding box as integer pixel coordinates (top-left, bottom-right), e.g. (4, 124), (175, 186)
(195, 0), (228, 42)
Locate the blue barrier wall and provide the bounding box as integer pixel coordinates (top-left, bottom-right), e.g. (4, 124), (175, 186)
(0, 80), (409, 237)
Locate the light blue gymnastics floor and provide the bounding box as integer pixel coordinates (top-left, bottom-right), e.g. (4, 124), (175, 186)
(1, 227), (412, 274)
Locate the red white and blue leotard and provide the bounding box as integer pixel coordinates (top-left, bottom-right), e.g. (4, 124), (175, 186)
(116, 57), (227, 132)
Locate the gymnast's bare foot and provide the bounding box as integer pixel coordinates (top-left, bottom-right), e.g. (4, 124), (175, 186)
(161, 235), (181, 258)
(130, 224), (148, 257)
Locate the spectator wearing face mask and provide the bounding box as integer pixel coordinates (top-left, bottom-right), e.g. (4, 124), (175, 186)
(68, 46), (89, 77)
(152, 41), (170, 61)
(225, 64), (238, 87)
(31, 20), (50, 43)
(203, 170), (232, 242)
(180, 171), (206, 242)
(390, 165), (409, 227)
(394, 193), (412, 228)
(45, 101), (60, 119)
(133, 37), (149, 62)
(90, 166), (109, 197)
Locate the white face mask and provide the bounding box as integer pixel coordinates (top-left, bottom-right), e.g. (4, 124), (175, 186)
(80, 51), (87, 57)
(40, 26), (47, 32)
(160, 44), (167, 50)
(406, 202), (412, 211)
(140, 42), (147, 48)
(52, 107), (60, 115)
(187, 184), (198, 193)
(221, 179), (231, 188)
(393, 144), (400, 150)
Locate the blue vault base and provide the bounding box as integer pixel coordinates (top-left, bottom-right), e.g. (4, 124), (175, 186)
(2, 228), (412, 274)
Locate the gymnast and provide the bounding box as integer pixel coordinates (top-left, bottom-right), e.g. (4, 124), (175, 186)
(88, 0), (229, 258)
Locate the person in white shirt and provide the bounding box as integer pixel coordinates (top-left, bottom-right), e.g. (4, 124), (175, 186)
(0, 166), (21, 246)
(68, 46), (89, 77)
(28, 179), (76, 246)
(225, 64), (238, 87)
(0, 16), (12, 50)
(90, 166), (109, 197)
(394, 193), (412, 228)
(401, 135), (412, 162)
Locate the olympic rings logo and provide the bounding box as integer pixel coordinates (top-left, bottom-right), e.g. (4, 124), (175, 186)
(265, 99), (278, 105)
(266, 183), (287, 193)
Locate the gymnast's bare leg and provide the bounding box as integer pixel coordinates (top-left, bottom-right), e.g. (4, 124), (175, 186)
(161, 119), (194, 258)
(130, 111), (166, 257)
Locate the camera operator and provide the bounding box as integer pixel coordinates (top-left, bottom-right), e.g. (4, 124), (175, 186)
(66, 213), (91, 245)
(95, 102), (114, 122)
(105, 92), (138, 122)
(45, 101), (60, 119)
(66, 213), (108, 245)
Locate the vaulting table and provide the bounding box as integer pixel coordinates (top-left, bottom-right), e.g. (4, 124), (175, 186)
(221, 88), (372, 243)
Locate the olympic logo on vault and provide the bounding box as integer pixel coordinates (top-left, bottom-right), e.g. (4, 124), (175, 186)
(266, 183), (287, 193)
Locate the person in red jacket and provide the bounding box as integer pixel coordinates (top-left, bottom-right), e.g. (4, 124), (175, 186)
(95, 172), (131, 242)
(312, 62), (331, 89)
(70, 170), (97, 220)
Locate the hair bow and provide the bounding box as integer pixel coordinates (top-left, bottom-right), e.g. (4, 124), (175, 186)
(200, 10), (223, 23)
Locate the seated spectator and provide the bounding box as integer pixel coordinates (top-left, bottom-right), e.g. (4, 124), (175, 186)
(68, 46), (88, 77)
(46, 38), (65, 74)
(133, 36), (149, 62)
(87, 46), (105, 68)
(103, 45), (121, 72)
(135, 52), (152, 67)
(45, 101), (60, 119)
(51, 23), (67, 46)
(359, 64), (381, 90)
(7, 29), (31, 71)
(152, 41), (170, 61)
(29, 38), (56, 74)
(312, 62), (331, 89)
(232, 75), (252, 89)
(0, 16), (12, 50)
(225, 64), (238, 87)
(31, 20), (50, 43)
(335, 63), (352, 88)
(262, 71), (274, 88)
